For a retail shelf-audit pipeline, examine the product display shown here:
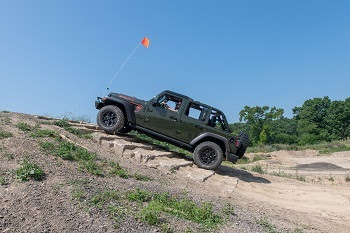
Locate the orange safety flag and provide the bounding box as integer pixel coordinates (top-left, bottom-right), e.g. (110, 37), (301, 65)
(141, 37), (150, 48)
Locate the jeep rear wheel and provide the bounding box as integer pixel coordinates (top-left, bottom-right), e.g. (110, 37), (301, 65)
(97, 105), (125, 134)
(193, 141), (223, 170)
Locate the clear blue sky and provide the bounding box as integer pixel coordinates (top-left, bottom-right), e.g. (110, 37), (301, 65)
(1, 0), (349, 123)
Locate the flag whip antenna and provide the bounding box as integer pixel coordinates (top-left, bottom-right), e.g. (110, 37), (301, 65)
(104, 37), (150, 96)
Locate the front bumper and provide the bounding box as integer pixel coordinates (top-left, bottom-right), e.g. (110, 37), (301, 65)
(95, 97), (105, 109)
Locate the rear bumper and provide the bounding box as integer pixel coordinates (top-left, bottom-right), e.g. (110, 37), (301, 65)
(226, 152), (239, 163)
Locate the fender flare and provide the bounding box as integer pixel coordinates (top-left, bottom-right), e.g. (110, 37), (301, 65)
(103, 97), (136, 125)
(190, 132), (230, 152)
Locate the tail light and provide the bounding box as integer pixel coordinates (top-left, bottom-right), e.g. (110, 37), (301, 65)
(235, 140), (241, 148)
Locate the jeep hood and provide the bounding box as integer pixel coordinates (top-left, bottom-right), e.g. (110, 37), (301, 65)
(109, 93), (147, 106)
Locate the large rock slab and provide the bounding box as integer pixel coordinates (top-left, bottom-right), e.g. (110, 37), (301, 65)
(145, 157), (193, 172)
(178, 166), (215, 182)
(71, 126), (101, 134)
(112, 140), (153, 156)
(91, 132), (122, 143)
(133, 148), (174, 163)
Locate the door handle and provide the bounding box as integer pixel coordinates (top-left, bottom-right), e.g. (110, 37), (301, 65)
(169, 116), (178, 121)
(144, 118), (149, 122)
(194, 124), (203, 130)
(147, 108), (153, 112)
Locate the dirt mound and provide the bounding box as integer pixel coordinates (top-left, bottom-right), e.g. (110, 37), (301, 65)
(295, 162), (347, 171)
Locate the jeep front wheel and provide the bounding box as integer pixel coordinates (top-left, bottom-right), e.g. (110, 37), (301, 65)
(193, 141), (223, 170)
(97, 105), (125, 134)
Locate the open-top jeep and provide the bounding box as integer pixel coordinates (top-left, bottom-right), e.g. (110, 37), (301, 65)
(95, 90), (249, 170)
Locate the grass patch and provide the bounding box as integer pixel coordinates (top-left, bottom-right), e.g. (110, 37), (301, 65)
(0, 176), (7, 185)
(222, 202), (235, 217)
(71, 189), (86, 202)
(40, 142), (56, 152)
(346, 174), (350, 182)
(236, 156), (249, 164)
(134, 191), (222, 228)
(79, 160), (104, 176)
(31, 129), (57, 138)
(16, 122), (32, 132)
(108, 161), (152, 181)
(134, 173), (153, 181)
(257, 217), (277, 233)
(0, 130), (13, 139)
(55, 140), (96, 161)
(16, 159), (44, 181)
(108, 161), (129, 179)
(236, 155), (266, 164)
(270, 170), (306, 182)
(251, 165), (265, 174)
(17, 121), (58, 138)
(252, 154), (266, 162)
(40, 139), (104, 176)
(90, 190), (119, 208)
(55, 119), (93, 139)
(3, 153), (14, 160)
(128, 188), (151, 202)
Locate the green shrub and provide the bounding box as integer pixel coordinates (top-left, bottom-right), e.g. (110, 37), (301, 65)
(16, 122), (32, 132)
(134, 173), (153, 181)
(128, 188), (151, 202)
(0, 176), (7, 185)
(222, 202), (235, 216)
(0, 130), (13, 139)
(40, 142), (56, 152)
(108, 161), (129, 179)
(345, 174), (350, 182)
(55, 120), (92, 138)
(257, 217), (277, 233)
(251, 165), (264, 174)
(79, 160), (104, 176)
(31, 129), (57, 138)
(16, 160), (44, 181)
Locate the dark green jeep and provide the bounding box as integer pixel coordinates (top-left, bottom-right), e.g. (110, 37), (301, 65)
(95, 90), (249, 170)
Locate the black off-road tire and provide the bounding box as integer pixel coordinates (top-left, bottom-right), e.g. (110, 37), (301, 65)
(96, 105), (125, 134)
(193, 141), (223, 170)
(236, 132), (249, 158)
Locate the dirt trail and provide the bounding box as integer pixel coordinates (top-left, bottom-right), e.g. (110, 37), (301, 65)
(1, 112), (350, 232)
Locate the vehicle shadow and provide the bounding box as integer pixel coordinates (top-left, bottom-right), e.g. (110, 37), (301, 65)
(216, 165), (271, 184)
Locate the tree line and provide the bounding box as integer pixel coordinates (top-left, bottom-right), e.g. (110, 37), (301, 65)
(230, 97), (350, 146)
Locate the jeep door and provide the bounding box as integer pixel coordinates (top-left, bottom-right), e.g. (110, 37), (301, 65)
(142, 93), (183, 137)
(174, 102), (210, 142)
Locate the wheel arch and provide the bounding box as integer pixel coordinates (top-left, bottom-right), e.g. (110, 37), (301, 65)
(190, 133), (228, 156)
(101, 97), (136, 125)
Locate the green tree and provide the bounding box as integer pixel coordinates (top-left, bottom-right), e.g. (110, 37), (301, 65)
(293, 97), (331, 145)
(239, 106), (284, 145)
(325, 99), (350, 140)
(268, 117), (298, 144)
